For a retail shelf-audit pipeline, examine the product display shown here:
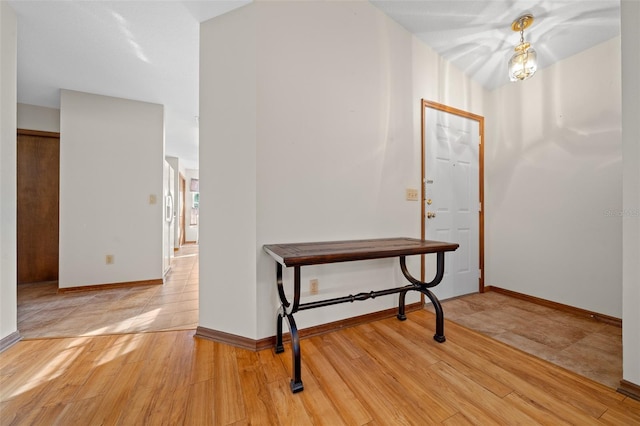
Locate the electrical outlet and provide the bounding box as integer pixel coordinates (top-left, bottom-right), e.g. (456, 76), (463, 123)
(310, 279), (319, 295)
(106, 255), (114, 265)
(406, 188), (419, 201)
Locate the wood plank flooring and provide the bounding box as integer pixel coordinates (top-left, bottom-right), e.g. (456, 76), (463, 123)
(17, 245), (199, 338)
(16, 245), (623, 390)
(2, 311), (639, 425)
(8, 244), (633, 423)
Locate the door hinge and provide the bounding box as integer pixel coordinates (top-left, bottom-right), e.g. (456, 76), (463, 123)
(478, 202), (482, 212)
(478, 269), (482, 279)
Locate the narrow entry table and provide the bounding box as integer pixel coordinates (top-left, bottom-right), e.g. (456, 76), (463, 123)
(263, 237), (459, 393)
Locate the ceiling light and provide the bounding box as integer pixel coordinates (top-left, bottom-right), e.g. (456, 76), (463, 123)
(508, 14), (537, 82)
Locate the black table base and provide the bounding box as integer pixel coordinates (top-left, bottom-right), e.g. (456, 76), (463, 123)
(274, 252), (447, 393)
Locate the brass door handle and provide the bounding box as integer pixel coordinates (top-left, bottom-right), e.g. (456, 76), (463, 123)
(427, 211), (436, 219)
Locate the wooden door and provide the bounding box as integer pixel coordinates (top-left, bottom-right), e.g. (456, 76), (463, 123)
(17, 130), (60, 284)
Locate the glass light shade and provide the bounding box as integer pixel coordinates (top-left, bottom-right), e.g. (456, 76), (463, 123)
(508, 43), (537, 82)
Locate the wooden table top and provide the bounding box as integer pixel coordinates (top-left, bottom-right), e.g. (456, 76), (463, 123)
(263, 237), (459, 267)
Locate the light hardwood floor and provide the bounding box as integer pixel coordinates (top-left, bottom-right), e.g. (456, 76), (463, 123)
(17, 245), (199, 338)
(2, 310), (639, 424)
(5, 245), (635, 424)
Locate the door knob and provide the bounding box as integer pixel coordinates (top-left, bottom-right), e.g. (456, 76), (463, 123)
(427, 211), (436, 219)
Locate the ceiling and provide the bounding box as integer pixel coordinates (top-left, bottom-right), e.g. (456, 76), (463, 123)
(9, 1), (620, 170)
(371, 0), (620, 90)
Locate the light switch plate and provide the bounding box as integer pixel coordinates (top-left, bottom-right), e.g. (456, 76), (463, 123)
(406, 188), (419, 201)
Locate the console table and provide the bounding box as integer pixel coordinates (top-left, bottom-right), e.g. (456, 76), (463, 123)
(263, 237), (459, 393)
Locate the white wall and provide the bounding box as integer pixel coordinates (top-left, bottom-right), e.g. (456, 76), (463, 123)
(255, 0), (419, 339)
(200, 1), (485, 340)
(59, 90), (164, 288)
(17, 103), (60, 133)
(200, 3), (257, 339)
(0, 2), (17, 341)
(621, 0), (640, 387)
(485, 37), (623, 318)
(412, 39), (486, 116)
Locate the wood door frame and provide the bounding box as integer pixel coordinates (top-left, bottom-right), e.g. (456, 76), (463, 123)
(421, 100), (485, 292)
(18, 129), (60, 138)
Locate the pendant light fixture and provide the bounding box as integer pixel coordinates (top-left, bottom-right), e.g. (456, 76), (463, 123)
(508, 14), (537, 82)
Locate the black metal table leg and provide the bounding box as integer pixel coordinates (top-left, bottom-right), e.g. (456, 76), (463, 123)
(273, 263), (304, 392)
(399, 253), (447, 342)
(397, 289), (408, 321)
(275, 263), (287, 353)
(284, 313), (303, 393)
(421, 288), (446, 342)
(275, 309), (285, 353)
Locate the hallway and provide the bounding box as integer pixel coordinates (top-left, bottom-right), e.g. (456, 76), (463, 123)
(17, 245), (198, 339)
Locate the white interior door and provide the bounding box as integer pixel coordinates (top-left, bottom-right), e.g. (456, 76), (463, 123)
(424, 106), (480, 300)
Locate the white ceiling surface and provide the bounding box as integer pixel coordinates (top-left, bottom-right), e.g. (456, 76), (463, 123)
(371, 0), (620, 90)
(10, 1), (620, 170)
